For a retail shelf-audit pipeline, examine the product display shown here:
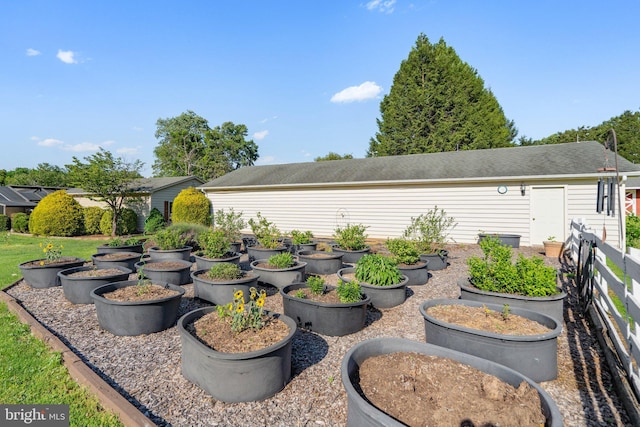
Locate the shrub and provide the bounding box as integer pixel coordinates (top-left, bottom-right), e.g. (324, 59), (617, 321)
(83, 207), (105, 235)
(0, 214), (10, 231)
(99, 208), (138, 236)
(355, 253), (402, 286)
(144, 207), (165, 234)
(197, 229), (232, 258)
(627, 214), (640, 249)
(214, 208), (245, 243)
(267, 252), (295, 269)
(248, 212), (282, 249)
(306, 276), (325, 295)
(163, 222), (208, 249)
(402, 206), (456, 254)
(29, 190), (84, 236)
(208, 263), (244, 280)
(290, 230), (314, 245)
(152, 226), (189, 250)
(334, 223), (368, 251)
(386, 238), (420, 265)
(106, 235), (142, 247)
(336, 279), (362, 303)
(171, 187), (211, 226)
(11, 213), (29, 233)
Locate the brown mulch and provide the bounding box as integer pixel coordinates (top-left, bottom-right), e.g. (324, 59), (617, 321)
(66, 268), (125, 278)
(101, 283), (180, 302)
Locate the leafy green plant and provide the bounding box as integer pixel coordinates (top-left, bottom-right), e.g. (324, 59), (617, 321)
(386, 238), (420, 265)
(501, 304), (510, 321)
(355, 253), (402, 286)
(11, 212), (29, 233)
(267, 252), (295, 269)
(294, 289), (306, 299)
(207, 262), (244, 280)
(306, 275), (325, 295)
(39, 240), (64, 264)
(106, 235), (142, 247)
(136, 254), (151, 295)
(0, 214), (9, 232)
(172, 187), (212, 226)
(99, 208), (138, 236)
(334, 223), (368, 251)
(402, 206), (456, 254)
(216, 287), (267, 332)
(248, 212), (282, 249)
(290, 229), (314, 245)
(144, 207), (165, 234)
(336, 279), (362, 303)
(214, 208), (246, 243)
(152, 227), (188, 250)
(197, 229), (232, 258)
(467, 236), (558, 297)
(627, 214), (640, 249)
(29, 190), (85, 237)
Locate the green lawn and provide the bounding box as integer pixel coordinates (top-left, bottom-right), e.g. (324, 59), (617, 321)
(0, 233), (123, 426)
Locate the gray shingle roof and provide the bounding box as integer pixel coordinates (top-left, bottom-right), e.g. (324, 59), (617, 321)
(67, 176), (204, 195)
(201, 141), (640, 189)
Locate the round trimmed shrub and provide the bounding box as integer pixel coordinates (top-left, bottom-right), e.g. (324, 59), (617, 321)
(144, 207), (165, 234)
(100, 208), (138, 236)
(171, 187), (211, 226)
(11, 213), (29, 233)
(84, 207), (106, 235)
(0, 214), (10, 231)
(29, 190), (84, 236)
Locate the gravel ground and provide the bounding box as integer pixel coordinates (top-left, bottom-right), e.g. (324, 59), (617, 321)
(5, 243), (633, 426)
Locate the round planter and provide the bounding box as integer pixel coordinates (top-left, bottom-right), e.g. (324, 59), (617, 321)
(193, 252), (241, 270)
(280, 283), (370, 336)
(297, 250), (344, 275)
(18, 257), (86, 289)
(246, 246), (287, 262)
(90, 280), (185, 336)
(230, 241), (242, 254)
(96, 243), (144, 254)
(397, 261), (429, 286)
(543, 241), (564, 258)
(337, 267), (408, 309)
(178, 306), (297, 402)
(331, 246), (371, 264)
(250, 260), (307, 289)
(478, 233), (521, 248)
(135, 259), (193, 285)
(58, 265), (132, 304)
(420, 299), (562, 382)
(458, 278), (567, 324)
(148, 246), (193, 262)
(419, 250), (449, 271)
(341, 337), (562, 427)
(292, 242), (318, 253)
(191, 269), (260, 304)
(92, 251), (142, 271)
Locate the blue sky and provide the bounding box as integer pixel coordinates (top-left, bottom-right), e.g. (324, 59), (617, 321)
(2, 1), (639, 177)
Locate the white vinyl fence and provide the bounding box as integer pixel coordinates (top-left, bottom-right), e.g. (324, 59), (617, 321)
(569, 218), (640, 400)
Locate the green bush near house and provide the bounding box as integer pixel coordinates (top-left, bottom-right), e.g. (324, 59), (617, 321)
(99, 208), (138, 236)
(29, 190), (85, 236)
(171, 187), (211, 226)
(144, 207), (165, 234)
(0, 214), (10, 231)
(83, 207), (105, 235)
(627, 214), (640, 249)
(11, 213), (29, 233)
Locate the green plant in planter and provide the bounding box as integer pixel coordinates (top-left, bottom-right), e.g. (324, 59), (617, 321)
(107, 235), (141, 247)
(336, 279), (362, 303)
(306, 275), (325, 295)
(153, 227), (188, 250)
(402, 206), (456, 254)
(333, 223), (368, 251)
(290, 229), (314, 245)
(467, 236), (558, 297)
(386, 238), (420, 265)
(136, 255), (151, 295)
(248, 212), (282, 249)
(208, 262), (244, 280)
(214, 208), (246, 243)
(267, 252), (295, 269)
(197, 229), (232, 259)
(355, 253), (402, 286)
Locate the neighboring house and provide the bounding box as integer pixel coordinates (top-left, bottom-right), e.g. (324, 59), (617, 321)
(0, 185), (61, 217)
(624, 177), (640, 216)
(70, 176), (205, 232)
(199, 141), (640, 247)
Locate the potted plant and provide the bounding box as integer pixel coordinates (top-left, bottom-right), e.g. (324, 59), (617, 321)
(214, 207), (246, 253)
(297, 247), (344, 275)
(543, 236), (564, 258)
(58, 265), (132, 304)
(250, 252), (306, 289)
(478, 232), (521, 248)
(420, 298), (562, 382)
(280, 276), (370, 336)
(134, 256), (193, 286)
(459, 235), (567, 322)
(18, 240), (85, 288)
(96, 236), (144, 254)
(341, 337), (562, 426)
(191, 262), (260, 304)
(193, 229), (241, 270)
(178, 288), (297, 402)
(402, 206), (456, 270)
(386, 237), (429, 286)
(332, 223), (370, 263)
(246, 212), (287, 261)
(148, 227), (192, 261)
(289, 229), (317, 252)
(338, 253), (408, 308)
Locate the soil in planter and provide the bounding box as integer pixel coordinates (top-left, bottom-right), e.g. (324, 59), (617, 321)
(427, 305), (552, 336)
(358, 352), (546, 427)
(21, 257), (81, 267)
(285, 287), (345, 304)
(254, 262), (301, 270)
(302, 253), (335, 259)
(143, 261), (190, 270)
(97, 252), (140, 260)
(190, 311), (289, 353)
(67, 268), (126, 278)
(194, 271), (258, 282)
(102, 284), (180, 302)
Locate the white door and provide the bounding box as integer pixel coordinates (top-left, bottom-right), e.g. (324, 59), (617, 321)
(531, 187), (566, 244)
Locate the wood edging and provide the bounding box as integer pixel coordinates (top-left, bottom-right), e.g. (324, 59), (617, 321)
(0, 282), (155, 427)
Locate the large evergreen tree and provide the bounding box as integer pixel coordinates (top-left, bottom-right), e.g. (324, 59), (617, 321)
(368, 34), (516, 157)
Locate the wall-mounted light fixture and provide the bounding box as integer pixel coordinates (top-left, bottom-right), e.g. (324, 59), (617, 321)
(520, 183), (526, 196)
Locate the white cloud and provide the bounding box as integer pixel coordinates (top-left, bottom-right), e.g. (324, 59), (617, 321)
(256, 155), (276, 165)
(37, 138), (64, 147)
(331, 81), (383, 103)
(366, 0), (396, 13)
(253, 130), (269, 140)
(57, 49), (78, 64)
(26, 48), (41, 57)
(62, 142), (101, 152)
